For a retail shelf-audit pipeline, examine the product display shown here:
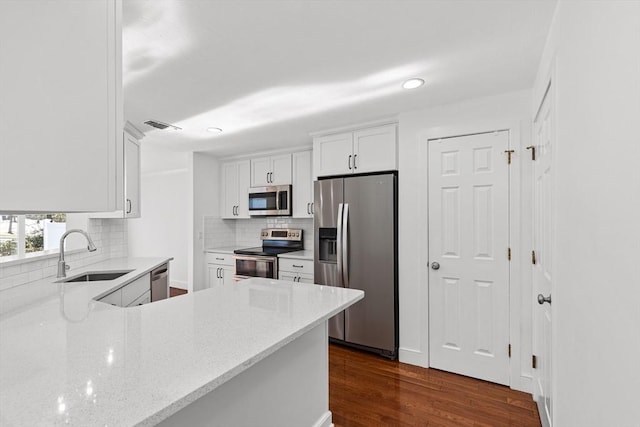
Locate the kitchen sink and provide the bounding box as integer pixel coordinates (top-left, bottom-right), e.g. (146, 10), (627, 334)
(60, 270), (133, 283)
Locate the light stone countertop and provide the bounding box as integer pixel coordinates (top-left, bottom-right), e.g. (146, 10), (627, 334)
(0, 257), (363, 426)
(278, 250), (314, 261)
(203, 246), (238, 254)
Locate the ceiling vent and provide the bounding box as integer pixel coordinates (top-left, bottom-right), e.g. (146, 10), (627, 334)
(143, 119), (182, 131)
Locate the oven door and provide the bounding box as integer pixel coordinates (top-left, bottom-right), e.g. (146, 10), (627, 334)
(234, 255), (278, 280)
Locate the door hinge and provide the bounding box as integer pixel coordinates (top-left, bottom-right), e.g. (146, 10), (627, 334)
(504, 149), (515, 164)
(532, 250), (537, 265)
(526, 145), (536, 160)
(508, 247), (511, 261)
(508, 344), (511, 358)
(532, 354), (538, 369)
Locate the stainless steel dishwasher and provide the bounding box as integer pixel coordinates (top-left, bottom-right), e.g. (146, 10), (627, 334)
(151, 264), (169, 302)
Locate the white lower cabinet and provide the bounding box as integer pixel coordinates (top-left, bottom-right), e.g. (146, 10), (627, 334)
(278, 258), (313, 284)
(97, 272), (151, 307)
(206, 252), (235, 288)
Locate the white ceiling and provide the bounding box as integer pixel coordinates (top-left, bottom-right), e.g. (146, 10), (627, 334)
(123, 0), (556, 161)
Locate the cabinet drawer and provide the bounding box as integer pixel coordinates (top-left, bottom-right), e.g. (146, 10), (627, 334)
(278, 271), (314, 283)
(122, 273), (150, 306)
(278, 258), (313, 274)
(205, 252), (235, 266)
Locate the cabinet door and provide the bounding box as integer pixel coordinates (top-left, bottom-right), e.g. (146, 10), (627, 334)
(124, 133), (141, 218)
(313, 132), (353, 178)
(99, 289), (122, 306)
(207, 264), (221, 288)
(270, 154), (292, 185)
(352, 124), (397, 174)
(221, 162), (239, 219)
(236, 160), (251, 218)
(0, 0), (121, 212)
(292, 151), (313, 218)
(250, 156), (271, 187)
(221, 265), (236, 286)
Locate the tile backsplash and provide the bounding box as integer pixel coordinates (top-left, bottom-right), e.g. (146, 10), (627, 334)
(0, 218), (128, 291)
(204, 217), (313, 250)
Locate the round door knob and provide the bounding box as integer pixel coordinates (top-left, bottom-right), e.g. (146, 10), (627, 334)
(431, 262), (440, 270)
(537, 294), (551, 305)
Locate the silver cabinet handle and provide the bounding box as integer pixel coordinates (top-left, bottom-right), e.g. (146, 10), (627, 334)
(216, 257), (224, 260)
(348, 155), (352, 170)
(311, 202), (314, 215)
(431, 262), (440, 270)
(292, 264), (303, 268)
(218, 268), (222, 279)
(306, 202), (310, 215)
(126, 199), (132, 214)
(266, 172), (270, 183)
(353, 154), (357, 169)
(537, 294), (551, 305)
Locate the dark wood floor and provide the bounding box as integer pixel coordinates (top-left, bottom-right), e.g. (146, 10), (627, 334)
(169, 287), (187, 297)
(329, 344), (541, 427)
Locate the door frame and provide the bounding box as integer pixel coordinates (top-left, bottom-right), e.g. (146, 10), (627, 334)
(420, 120), (531, 392)
(531, 59), (556, 427)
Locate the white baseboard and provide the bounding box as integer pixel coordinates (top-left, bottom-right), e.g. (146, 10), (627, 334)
(170, 280), (187, 290)
(312, 411), (333, 427)
(398, 347), (428, 368)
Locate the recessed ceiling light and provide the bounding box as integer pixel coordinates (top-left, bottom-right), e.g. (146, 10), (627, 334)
(207, 127), (223, 133)
(402, 78), (425, 90)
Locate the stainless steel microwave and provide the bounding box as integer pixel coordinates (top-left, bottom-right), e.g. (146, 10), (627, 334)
(248, 185), (292, 216)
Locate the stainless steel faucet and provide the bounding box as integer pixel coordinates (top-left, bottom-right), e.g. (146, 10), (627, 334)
(57, 229), (97, 278)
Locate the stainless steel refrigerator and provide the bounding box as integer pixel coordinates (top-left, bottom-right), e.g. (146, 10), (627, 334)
(314, 173), (398, 358)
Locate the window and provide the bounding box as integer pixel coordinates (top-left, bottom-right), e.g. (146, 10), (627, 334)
(0, 214), (67, 260)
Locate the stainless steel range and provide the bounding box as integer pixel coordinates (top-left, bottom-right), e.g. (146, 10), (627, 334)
(233, 228), (303, 281)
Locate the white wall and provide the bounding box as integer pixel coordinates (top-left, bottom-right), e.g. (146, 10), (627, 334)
(533, 2), (640, 425)
(128, 169), (189, 288)
(397, 90), (534, 391)
(190, 152), (220, 292)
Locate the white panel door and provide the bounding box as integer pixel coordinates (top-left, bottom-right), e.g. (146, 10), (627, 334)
(353, 124), (397, 173)
(313, 132), (353, 177)
(533, 88), (554, 427)
(292, 151), (313, 218)
(428, 131), (511, 385)
(250, 156), (271, 187)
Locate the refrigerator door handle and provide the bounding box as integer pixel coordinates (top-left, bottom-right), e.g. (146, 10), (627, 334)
(342, 203), (350, 288)
(336, 203), (344, 287)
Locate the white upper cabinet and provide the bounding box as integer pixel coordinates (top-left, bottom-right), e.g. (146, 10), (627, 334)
(221, 160), (250, 219)
(124, 130), (141, 218)
(313, 133), (354, 177)
(0, 0), (122, 212)
(292, 151), (313, 218)
(89, 122), (144, 219)
(352, 125), (397, 174)
(313, 124), (397, 178)
(250, 154), (292, 187)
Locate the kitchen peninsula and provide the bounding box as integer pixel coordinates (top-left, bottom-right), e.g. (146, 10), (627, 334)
(0, 259), (363, 426)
